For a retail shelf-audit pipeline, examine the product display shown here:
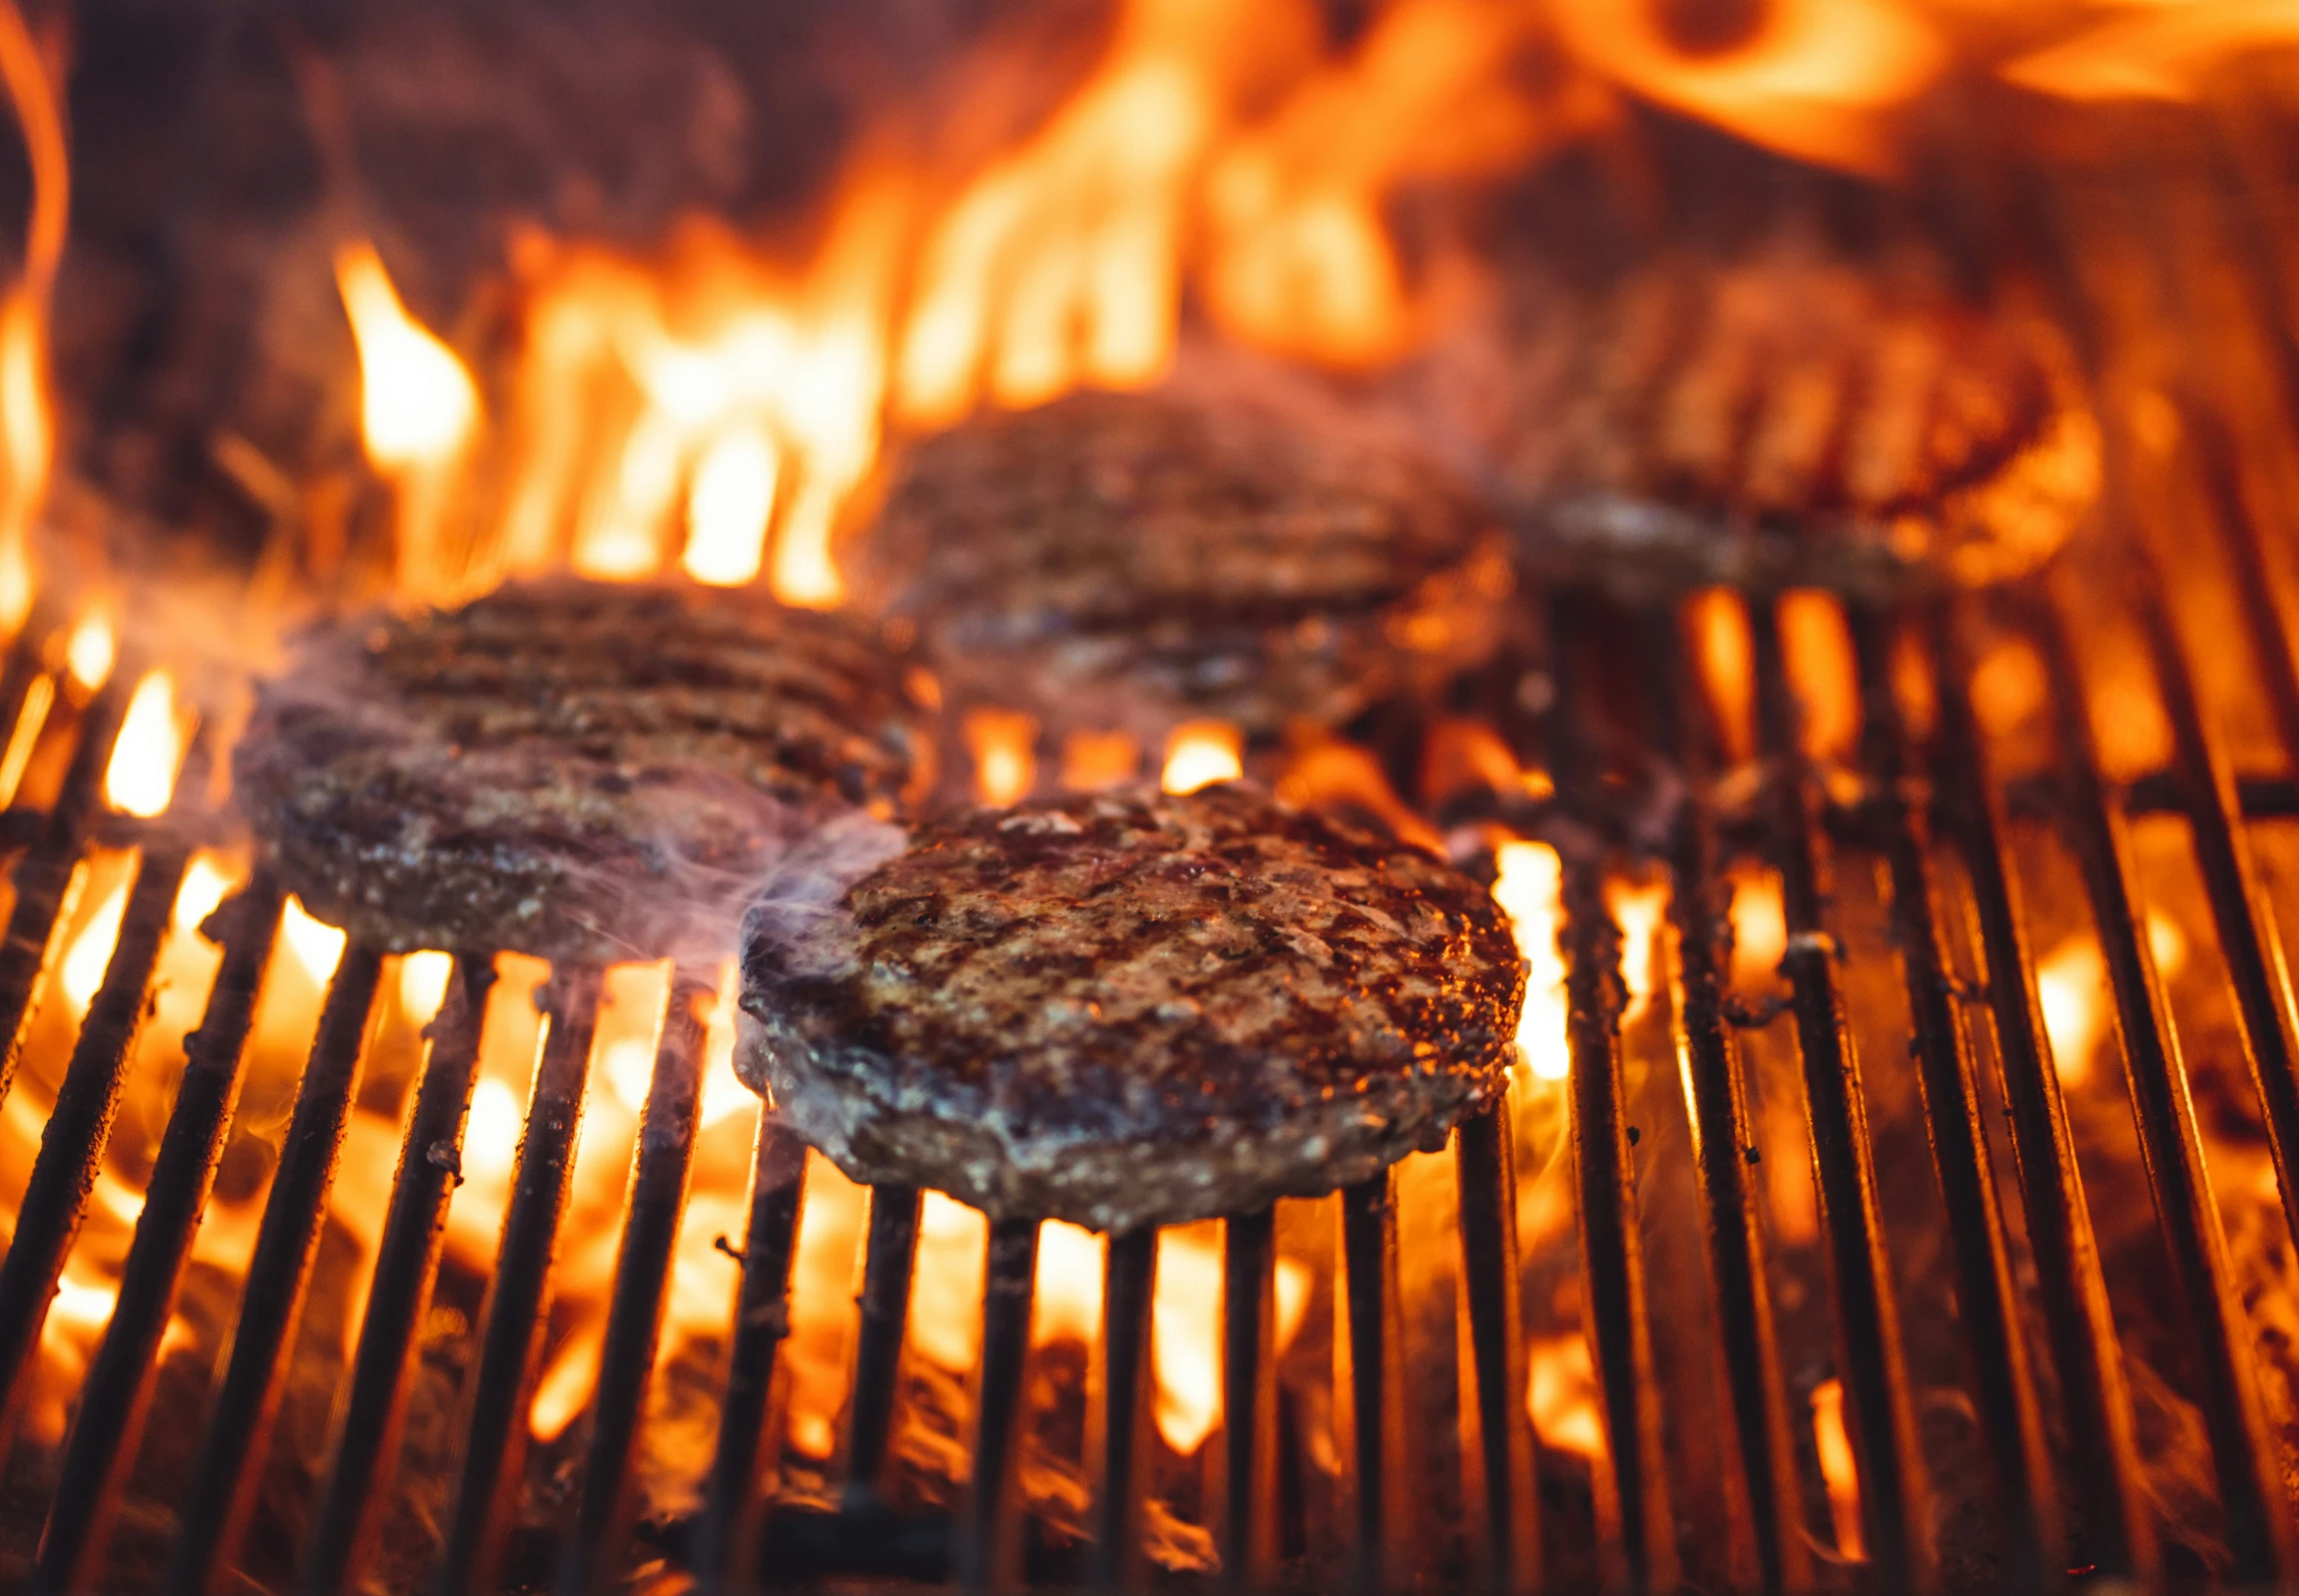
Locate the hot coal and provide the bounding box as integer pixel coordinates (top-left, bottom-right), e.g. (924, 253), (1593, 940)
(736, 782), (1524, 1233)
(232, 576), (927, 963)
(849, 367), (1516, 747)
(1399, 237), (2100, 602)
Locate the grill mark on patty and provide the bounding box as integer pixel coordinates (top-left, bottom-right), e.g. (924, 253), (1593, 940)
(234, 576), (926, 961)
(852, 380), (1512, 740)
(740, 782), (1524, 1230)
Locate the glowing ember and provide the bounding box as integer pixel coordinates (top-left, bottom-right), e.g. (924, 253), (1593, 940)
(966, 708), (1038, 805)
(1491, 839), (1569, 1083)
(1152, 1219), (1224, 1454)
(1810, 1376), (1867, 1560)
(63, 610), (115, 692)
(1525, 1331), (1605, 1460)
(102, 671), (186, 817)
(1160, 721), (1243, 796)
(0, 0), (65, 635)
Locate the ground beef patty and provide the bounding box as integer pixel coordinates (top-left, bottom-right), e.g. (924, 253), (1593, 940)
(233, 577), (927, 963)
(849, 375), (1514, 744)
(737, 782), (1524, 1232)
(1404, 240), (2099, 601)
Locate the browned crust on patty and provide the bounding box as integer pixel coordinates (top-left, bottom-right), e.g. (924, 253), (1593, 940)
(233, 577), (927, 962)
(1401, 241), (2099, 601)
(738, 782), (1524, 1231)
(849, 377), (1514, 744)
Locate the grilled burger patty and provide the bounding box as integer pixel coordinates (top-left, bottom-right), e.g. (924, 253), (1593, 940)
(234, 577), (926, 963)
(1409, 243), (2099, 600)
(850, 379), (1514, 744)
(737, 782), (1524, 1232)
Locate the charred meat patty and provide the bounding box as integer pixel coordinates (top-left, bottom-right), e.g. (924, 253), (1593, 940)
(849, 377), (1514, 744)
(1405, 241), (2099, 600)
(737, 782), (1524, 1232)
(234, 577), (927, 963)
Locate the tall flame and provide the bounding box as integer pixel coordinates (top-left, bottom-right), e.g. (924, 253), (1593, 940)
(0, 0), (63, 635)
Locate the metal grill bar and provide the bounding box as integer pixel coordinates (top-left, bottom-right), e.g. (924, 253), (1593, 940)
(957, 1214), (1038, 1592)
(0, 830), (193, 1457)
(1218, 1207), (1276, 1592)
(2124, 548), (2299, 1257)
(298, 954), (496, 1596)
(0, 673), (128, 1111)
(437, 966), (602, 1595)
(1749, 602), (1931, 1590)
(1929, 604), (2155, 1583)
(1850, 607), (2057, 1585)
(160, 942), (384, 1596)
(693, 1119), (807, 1592)
(1089, 1227), (1155, 1591)
(1338, 1170), (1408, 1596)
(29, 875), (283, 1595)
(557, 973), (709, 1595)
(1453, 1105), (1539, 1596)
(1646, 610), (1807, 1595)
(2031, 595), (2294, 1584)
(845, 1181), (922, 1508)
(1546, 596), (1673, 1592)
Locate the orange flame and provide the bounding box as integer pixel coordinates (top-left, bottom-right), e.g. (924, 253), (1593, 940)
(1152, 1220), (1225, 1453)
(1811, 1377), (1867, 1560)
(1160, 721), (1244, 795)
(336, 240), (482, 601)
(1031, 1219), (1107, 1347)
(103, 671), (188, 818)
(1525, 1331), (1606, 1460)
(1492, 838), (1570, 1084)
(0, 0), (65, 635)
(1548, 0), (1945, 178)
(63, 608), (115, 693)
(966, 708), (1039, 805)
(2002, 3), (2299, 103)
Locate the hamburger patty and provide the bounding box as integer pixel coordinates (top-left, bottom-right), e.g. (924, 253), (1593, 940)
(233, 577), (927, 963)
(737, 783), (1524, 1232)
(1404, 241), (2099, 600)
(850, 377), (1514, 745)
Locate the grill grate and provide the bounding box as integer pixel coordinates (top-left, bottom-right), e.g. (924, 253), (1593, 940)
(2, 88), (2299, 1596)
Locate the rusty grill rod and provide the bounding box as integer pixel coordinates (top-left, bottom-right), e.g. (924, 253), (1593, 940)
(1645, 609), (1807, 1594)
(1850, 606), (2058, 1586)
(0, 826), (193, 1457)
(1930, 606), (2155, 1583)
(30, 875), (284, 1595)
(1089, 1227), (1156, 1592)
(1545, 594), (1674, 1592)
(1453, 1104), (1540, 1596)
(436, 966), (602, 1595)
(297, 955), (497, 1596)
(693, 1119), (808, 1593)
(1749, 601), (1932, 1591)
(160, 943), (385, 1596)
(2030, 594), (2295, 1584)
(0, 670), (129, 1112)
(958, 1214), (1039, 1592)
(1337, 1169), (1410, 1596)
(557, 975), (710, 1596)
(844, 1181), (923, 1508)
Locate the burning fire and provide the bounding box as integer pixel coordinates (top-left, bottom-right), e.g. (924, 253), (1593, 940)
(103, 672), (188, 818)
(1810, 1376), (1867, 1560)
(1492, 838), (1570, 1084)
(0, 0), (64, 635)
(1160, 721), (1244, 796)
